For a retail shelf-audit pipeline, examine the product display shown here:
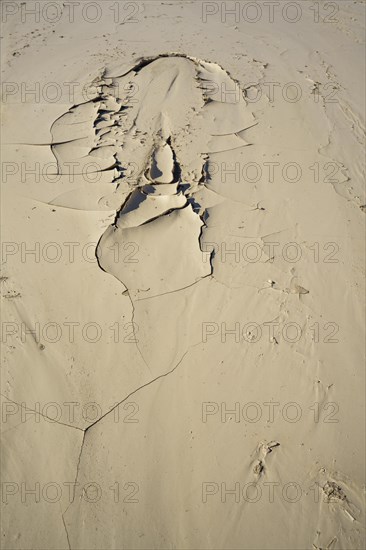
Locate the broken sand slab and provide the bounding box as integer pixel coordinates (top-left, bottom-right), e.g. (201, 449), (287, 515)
(49, 55), (255, 298)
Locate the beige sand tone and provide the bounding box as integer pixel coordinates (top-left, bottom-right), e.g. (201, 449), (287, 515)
(1, 1), (365, 549)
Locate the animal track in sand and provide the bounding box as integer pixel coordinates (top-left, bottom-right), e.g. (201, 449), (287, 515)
(50, 54), (256, 298)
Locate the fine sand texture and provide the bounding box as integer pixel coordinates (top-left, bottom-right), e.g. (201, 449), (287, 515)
(1, 1), (365, 549)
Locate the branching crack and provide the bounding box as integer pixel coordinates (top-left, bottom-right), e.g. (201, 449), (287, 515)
(61, 343), (196, 550)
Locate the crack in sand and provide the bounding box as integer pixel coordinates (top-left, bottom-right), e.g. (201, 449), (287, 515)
(61, 431), (85, 550)
(61, 506), (72, 550)
(84, 345), (195, 433)
(61, 343), (199, 549)
(0, 394), (84, 432)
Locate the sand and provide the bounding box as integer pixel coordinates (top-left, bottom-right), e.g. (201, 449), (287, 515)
(1, 1), (365, 549)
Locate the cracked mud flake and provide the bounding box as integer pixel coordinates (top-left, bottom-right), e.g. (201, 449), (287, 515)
(48, 55), (255, 296)
(147, 142), (176, 183)
(98, 205), (210, 297)
(112, 186), (187, 229)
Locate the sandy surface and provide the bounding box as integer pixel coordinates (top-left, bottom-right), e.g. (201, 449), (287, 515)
(1, 1), (365, 549)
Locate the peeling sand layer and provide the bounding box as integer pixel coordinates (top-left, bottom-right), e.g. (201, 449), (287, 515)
(1, 1), (365, 549)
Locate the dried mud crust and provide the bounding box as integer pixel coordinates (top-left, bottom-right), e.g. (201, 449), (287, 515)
(50, 54), (256, 298)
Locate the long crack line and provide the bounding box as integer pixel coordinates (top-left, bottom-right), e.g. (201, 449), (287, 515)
(85, 345), (194, 432)
(0, 394), (84, 432)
